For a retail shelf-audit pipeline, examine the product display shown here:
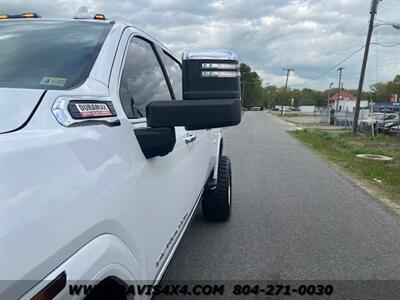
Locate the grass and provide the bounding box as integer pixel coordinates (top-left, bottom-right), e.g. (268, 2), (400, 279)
(275, 112), (317, 118)
(272, 112), (301, 117)
(290, 129), (400, 205)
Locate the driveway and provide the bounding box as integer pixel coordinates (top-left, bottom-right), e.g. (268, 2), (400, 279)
(160, 111), (400, 297)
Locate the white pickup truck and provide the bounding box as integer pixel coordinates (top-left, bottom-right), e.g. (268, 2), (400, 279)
(0, 11), (241, 299)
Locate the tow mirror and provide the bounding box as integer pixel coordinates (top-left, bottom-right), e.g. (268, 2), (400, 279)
(138, 50), (241, 159)
(182, 50), (241, 100)
(147, 98), (241, 130)
(146, 50), (241, 130)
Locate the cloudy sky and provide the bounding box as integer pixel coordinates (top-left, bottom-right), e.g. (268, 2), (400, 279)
(2, 0), (400, 91)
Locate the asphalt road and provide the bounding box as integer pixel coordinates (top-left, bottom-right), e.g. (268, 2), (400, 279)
(161, 112), (400, 295)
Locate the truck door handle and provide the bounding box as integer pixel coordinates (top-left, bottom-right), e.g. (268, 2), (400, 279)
(185, 134), (197, 144)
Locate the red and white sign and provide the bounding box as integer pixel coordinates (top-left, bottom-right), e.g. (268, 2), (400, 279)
(391, 94), (398, 103)
(75, 103), (112, 117)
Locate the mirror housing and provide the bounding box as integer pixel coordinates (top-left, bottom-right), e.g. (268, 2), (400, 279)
(146, 50), (241, 130)
(182, 50), (241, 100)
(134, 127), (175, 159)
(137, 50), (242, 159)
(147, 98), (241, 130)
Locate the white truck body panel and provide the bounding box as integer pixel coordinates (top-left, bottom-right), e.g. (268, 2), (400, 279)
(0, 88), (45, 133)
(0, 19), (221, 298)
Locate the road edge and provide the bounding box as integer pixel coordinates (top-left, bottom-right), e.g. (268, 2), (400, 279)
(290, 130), (400, 217)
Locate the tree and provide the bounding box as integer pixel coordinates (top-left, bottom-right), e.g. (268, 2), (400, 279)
(240, 63), (264, 108)
(263, 85), (278, 107)
(370, 74), (400, 102)
(239, 63), (399, 109)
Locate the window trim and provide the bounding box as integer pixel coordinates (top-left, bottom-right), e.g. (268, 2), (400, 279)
(117, 34), (175, 121)
(160, 50), (183, 100)
(162, 50), (182, 69)
(153, 44), (177, 101)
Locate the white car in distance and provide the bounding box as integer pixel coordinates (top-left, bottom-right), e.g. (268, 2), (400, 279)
(0, 11), (241, 299)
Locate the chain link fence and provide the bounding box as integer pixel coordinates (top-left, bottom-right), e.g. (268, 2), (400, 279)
(320, 108), (366, 128)
(320, 108), (400, 138)
(320, 108), (331, 124)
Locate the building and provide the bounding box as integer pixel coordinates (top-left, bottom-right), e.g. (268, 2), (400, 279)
(328, 90), (354, 110)
(328, 90), (368, 111)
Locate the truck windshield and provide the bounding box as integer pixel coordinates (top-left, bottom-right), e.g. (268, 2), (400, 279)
(0, 20), (112, 90)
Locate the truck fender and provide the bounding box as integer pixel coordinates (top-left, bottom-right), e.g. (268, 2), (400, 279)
(20, 234), (143, 299)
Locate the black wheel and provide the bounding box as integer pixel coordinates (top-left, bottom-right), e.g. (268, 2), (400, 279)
(202, 155), (232, 222)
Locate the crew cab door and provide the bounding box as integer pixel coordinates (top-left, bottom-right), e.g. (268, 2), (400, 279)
(110, 30), (213, 279)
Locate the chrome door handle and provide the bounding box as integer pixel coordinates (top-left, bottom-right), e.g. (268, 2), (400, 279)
(185, 134), (197, 144)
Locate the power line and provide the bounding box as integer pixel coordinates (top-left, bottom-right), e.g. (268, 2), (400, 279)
(371, 41), (400, 47)
(310, 46), (365, 81)
(290, 45), (365, 87)
(289, 40), (400, 88)
(282, 16), (400, 89)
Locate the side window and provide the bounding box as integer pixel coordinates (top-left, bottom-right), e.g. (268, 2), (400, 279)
(161, 52), (183, 100)
(119, 37), (172, 119)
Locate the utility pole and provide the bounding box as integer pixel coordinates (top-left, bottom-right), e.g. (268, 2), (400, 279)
(281, 68), (294, 115)
(352, 0), (380, 135)
(336, 67), (344, 111)
(327, 82), (334, 106)
(264, 82), (270, 109)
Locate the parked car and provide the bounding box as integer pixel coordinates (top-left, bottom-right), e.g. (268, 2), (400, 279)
(249, 106), (261, 111)
(380, 113), (397, 124)
(389, 125), (400, 136)
(0, 11), (241, 299)
(379, 108), (394, 113)
(359, 113), (398, 131)
(358, 113), (385, 127)
(377, 115), (399, 134)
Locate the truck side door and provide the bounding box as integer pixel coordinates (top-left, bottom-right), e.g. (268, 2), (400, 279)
(109, 31), (213, 280)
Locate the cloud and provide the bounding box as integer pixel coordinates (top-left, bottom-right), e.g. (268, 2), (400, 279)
(1, 0), (400, 90)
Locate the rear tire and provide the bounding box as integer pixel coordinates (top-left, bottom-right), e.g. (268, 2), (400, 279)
(202, 155), (232, 222)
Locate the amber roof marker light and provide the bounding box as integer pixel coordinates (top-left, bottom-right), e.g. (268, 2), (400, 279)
(73, 6), (107, 20)
(20, 12), (40, 18)
(93, 13), (106, 20)
(0, 12), (41, 19)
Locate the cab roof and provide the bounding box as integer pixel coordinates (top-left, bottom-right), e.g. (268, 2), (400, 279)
(0, 17), (115, 25)
(0, 10), (115, 24)
(0, 13), (178, 62)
